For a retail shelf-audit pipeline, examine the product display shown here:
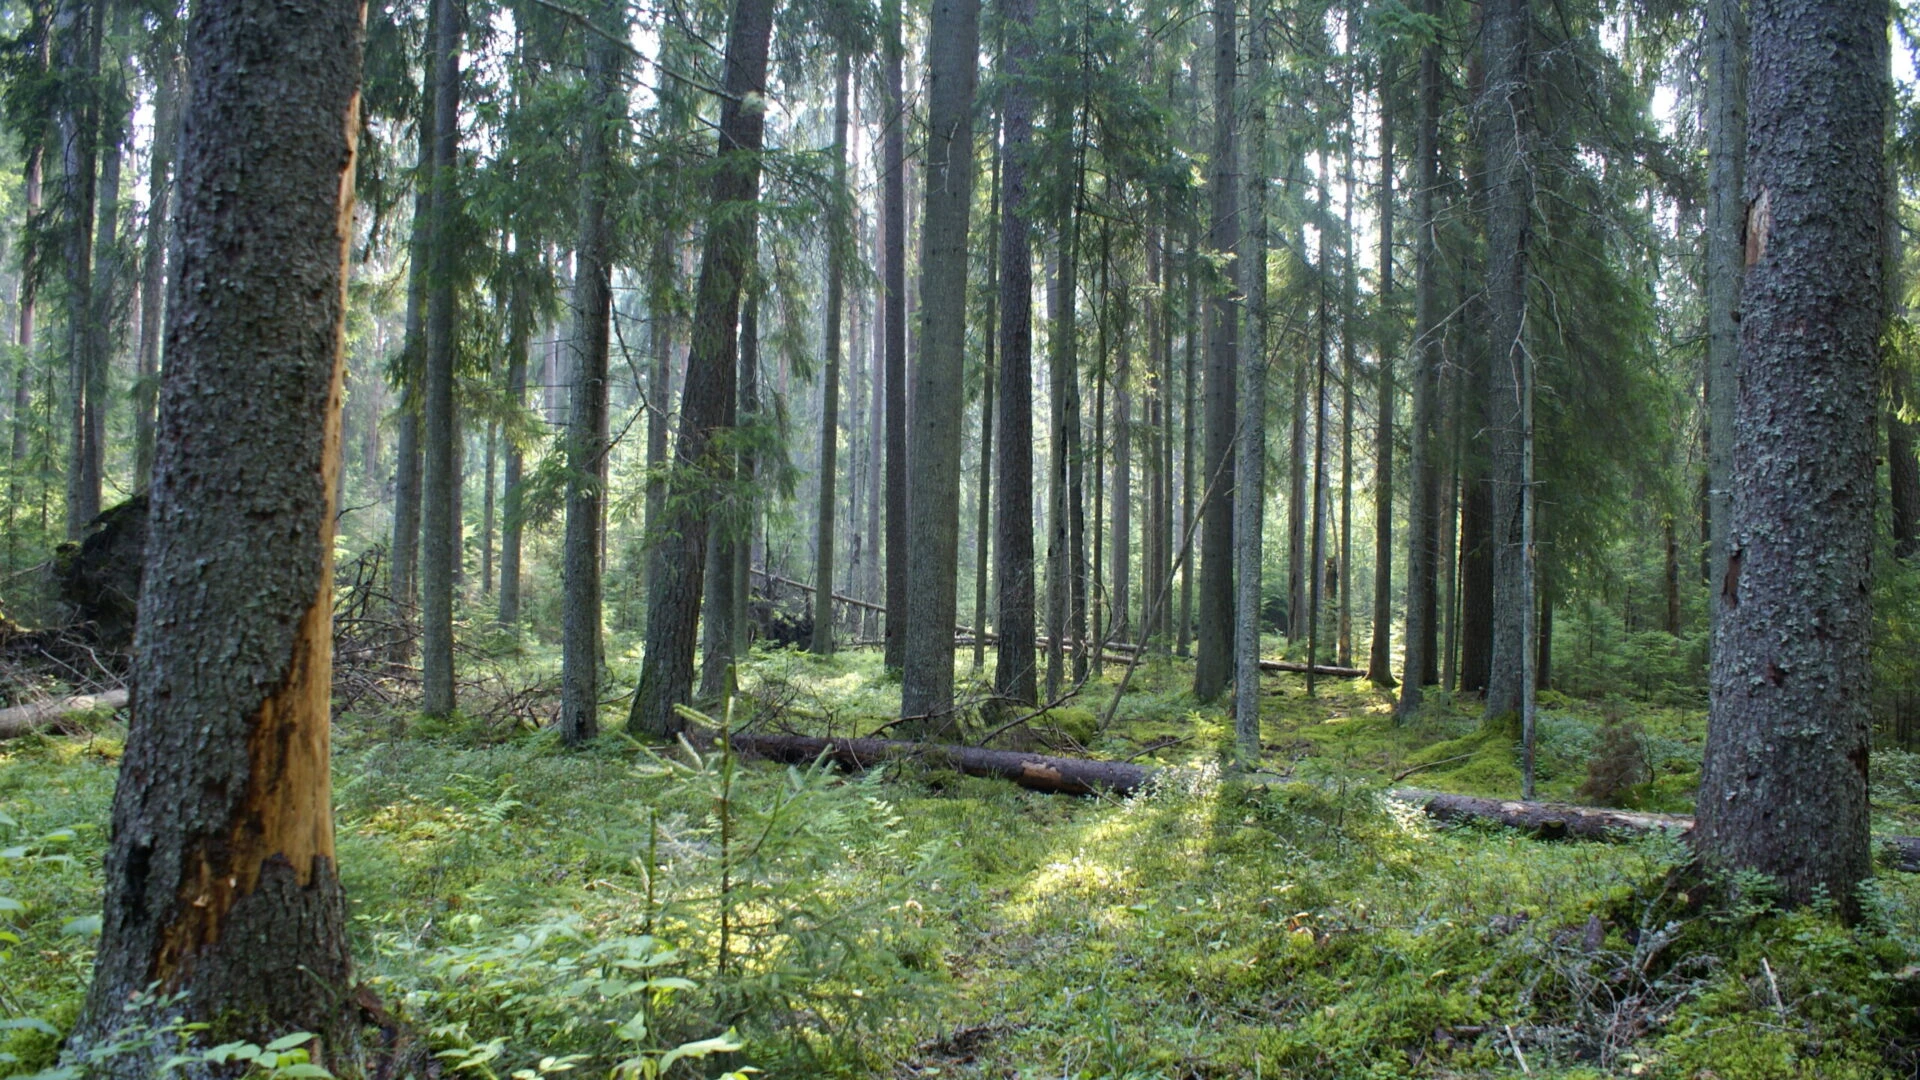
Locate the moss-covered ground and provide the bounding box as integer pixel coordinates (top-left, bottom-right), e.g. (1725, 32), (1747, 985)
(4, 644), (1920, 1078)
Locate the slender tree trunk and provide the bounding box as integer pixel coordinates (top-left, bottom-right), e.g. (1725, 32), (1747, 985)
(811, 52), (851, 655)
(1338, 99), (1357, 669)
(1705, 0), (1746, 629)
(1457, 465), (1492, 694)
(1286, 351), (1308, 640)
(1232, 6), (1267, 756)
(882, 0), (908, 669)
(1307, 188), (1330, 696)
(1177, 227), (1197, 657)
(1110, 242), (1131, 648)
(1369, 56), (1397, 687)
(388, 35), (434, 660)
(1047, 249), (1070, 697)
(1439, 361), (1462, 688)
(994, 0), (1039, 703)
(559, 9), (620, 744)
(1396, 1), (1442, 719)
(1481, 0), (1533, 733)
(732, 290), (760, 656)
(498, 269), (529, 626)
(134, 57), (179, 490)
(643, 231), (675, 613)
(80, 5), (129, 526)
(629, 0), (773, 737)
(7, 8), (44, 490)
(1194, 0), (1238, 702)
(1890, 394), (1920, 561)
(1696, 0), (1886, 917)
(418, 0), (461, 717)
(481, 420), (495, 593)
(57, 0), (101, 540)
(973, 116), (1000, 670)
(75, 0), (366, 1060)
(898, 0), (981, 728)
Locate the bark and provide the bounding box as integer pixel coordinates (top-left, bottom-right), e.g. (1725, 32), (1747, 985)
(1306, 215), (1329, 692)
(74, 0), (366, 1060)
(732, 732), (1155, 795)
(387, 47), (434, 659)
(1663, 515), (1680, 635)
(1481, 0), (1532, 732)
(994, 0), (1039, 704)
(732, 291), (760, 657)
(1195, 0), (1238, 704)
(0, 688), (128, 738)
(1177, 226), (1198, 656)
(6, 9), (44, 485)
(1457, 466), (1492, 694)
(643, 231), (676, 612)
(134, 56), (180, 491)
(79, 4), (129, 531)
(629, 0), (773, 737)
(1109, 281), (1129, 648)
(1704, 0), (1746, 624)
(1396, 6), (1442, 718)
(560, 13), (621, 745)
(1369, 57), (1398, 688)
(810, 52), (850, 655)
(1233, 10), (1266, 756)
(898, 0), (980, 729)
(481, 420), (495, 593)
(1695, 0), (1887, 916)
(882, 0), (908, 669)
(498, 267), (529, 626)
(418, 0), (461, 716)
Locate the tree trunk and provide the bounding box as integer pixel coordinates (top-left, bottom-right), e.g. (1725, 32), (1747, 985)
(1704, 0), (1746, 625)
(811, 52), (850, 655)
(1457, 465), (1493, 694)
(1232, 7), (1266, 757)
(1109, 245), (1131, 649)
(643, 230), (676, 616)
(1695, 0), (1887, 917)
(1481, 0), (1532, 734)
(56, 0), (101, 540)
(1369, 55), (1397, 688)
(898, 0), (980, 729)
(732, 290), (760, 657)
(973, 116), (1000, 671)
(1396, 5), (1442, 718)
(418, 0), (461, 717)
(994, 0), (1039, 704)
(882, 0), (908, 670)
(1306, 205), (1330, 694)
(498, 267), (529, 626)
(1195, 0), (1238, 703)
(75, 0), (366, 1061)
(78, 3), (129, 535)
(560, 10), (621, 745)
(629, 0), (773, 737)
(134, 56), (179, 491)
(1889, 387), (1920, 561)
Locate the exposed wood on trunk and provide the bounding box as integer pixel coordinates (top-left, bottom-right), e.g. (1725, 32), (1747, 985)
(0, 688), (128, 738)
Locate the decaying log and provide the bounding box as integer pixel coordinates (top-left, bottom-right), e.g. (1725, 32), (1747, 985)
(719, 733), (1920, 871)
(726, 732), (1155, 795)
(0, 687), (130, 738)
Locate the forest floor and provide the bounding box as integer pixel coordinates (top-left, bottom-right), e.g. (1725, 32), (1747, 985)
(6, 643), (1920, 1079)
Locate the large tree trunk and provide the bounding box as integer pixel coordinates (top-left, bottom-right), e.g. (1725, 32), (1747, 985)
(1369, 56), (1397, 688)
(899, 0), (981, 730)
(1695, 0), (1887, 917)
(560, 11), (622, 744)
(629, 0), (773, 737)
(1481, 0), (1532, 733)
(1704, 0), (1746, 624)
(810, 52), (850, 655)
(418, 0), (461, 717)
(994, 0), (1039, 705)
(1195, 0), (1238, 703)
(1232, 7), (1266, 755)
(75, 0), (366, 1063)
(881, 0), (908, 670)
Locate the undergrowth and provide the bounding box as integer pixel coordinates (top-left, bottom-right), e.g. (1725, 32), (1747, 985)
(2, 644), (1918, 1078)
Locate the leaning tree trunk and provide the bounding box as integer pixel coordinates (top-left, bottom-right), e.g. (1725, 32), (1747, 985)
(1195, 0), (1238, 704)
(560, 10), (622, 745)
(1695, 0), (1888, 918)
(74, 0), (366, 1067)
(898, 0), (981, 731)
(810, 51), (850, 656)
(418, 0), (461, 717)
(994, 0), (1040, 705)
(629, 0), (773, 737)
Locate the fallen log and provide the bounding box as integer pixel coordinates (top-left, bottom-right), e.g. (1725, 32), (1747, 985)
(0, 687), (130, 739)
(718, 733), (1920, 872)
(725, 732), (1155, 795)
(955, 634), (1368, 679)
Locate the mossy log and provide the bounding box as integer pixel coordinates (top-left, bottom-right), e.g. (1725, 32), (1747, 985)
(0, 688), (129, 738)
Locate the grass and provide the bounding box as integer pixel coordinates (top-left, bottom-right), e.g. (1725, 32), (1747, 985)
(3, 643), (1919, 1078)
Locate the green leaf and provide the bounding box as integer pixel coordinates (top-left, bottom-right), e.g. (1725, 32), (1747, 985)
(657, 1031), (745, 1072)
(272, 1064), (334, 1078)
(0, 1017), (60, 1035)
(264, 1033), (316, 1052)
(0, 896), (24, 911)
(60, 915), (101, 937)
